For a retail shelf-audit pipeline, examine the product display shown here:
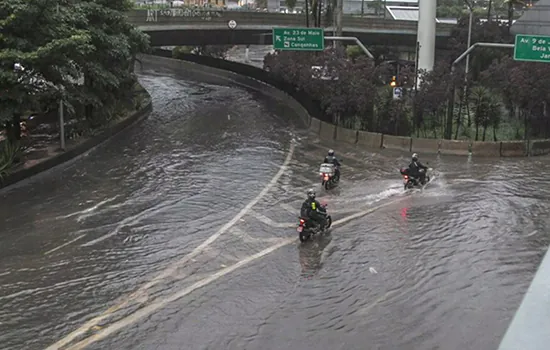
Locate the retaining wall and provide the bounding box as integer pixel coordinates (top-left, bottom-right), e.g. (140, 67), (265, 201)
(335, 126), (358, 144)
(411, 138), (440, 153)
(383, 135), (411, 152)
(439, 139), (471, 156)
(501, 141), (528, 157)
(357, 131), (382, 149)
(530, 139), (550, 156)
(152, 50), (550, 158)
(319, 121), (336, 141)
(471, 141), (501, 157)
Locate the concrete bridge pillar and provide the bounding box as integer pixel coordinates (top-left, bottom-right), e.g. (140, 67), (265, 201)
(416, 0), (436, 89)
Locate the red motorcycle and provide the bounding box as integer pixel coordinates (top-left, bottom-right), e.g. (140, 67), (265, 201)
(297, 204), (332, 242)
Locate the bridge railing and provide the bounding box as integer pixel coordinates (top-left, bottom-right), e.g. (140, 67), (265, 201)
(126, 9), (455, 33)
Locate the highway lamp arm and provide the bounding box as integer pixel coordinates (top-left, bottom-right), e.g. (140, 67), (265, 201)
(324, 36), (374, 59)
(451, 42), (515, 71)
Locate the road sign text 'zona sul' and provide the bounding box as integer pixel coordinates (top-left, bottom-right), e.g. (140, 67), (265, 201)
(272, 27), (324, 51)
(514, 34), (550, 63)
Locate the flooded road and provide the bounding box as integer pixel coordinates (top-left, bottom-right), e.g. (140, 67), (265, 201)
(1, 63), (550, 350)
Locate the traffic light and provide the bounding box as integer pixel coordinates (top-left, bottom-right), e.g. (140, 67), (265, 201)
(390, 76), (397, 87)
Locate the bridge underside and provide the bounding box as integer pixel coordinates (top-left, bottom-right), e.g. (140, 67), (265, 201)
(144, 29), (451, 49)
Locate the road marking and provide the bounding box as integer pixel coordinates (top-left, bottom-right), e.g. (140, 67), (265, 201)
(44, 234), (87, 256)
(248, 210), (295, 228)
(230, 227), (281, 244)
(45, 141), (295, 350)
(48, 195), (408, 350)
(47, 237), (297, 350)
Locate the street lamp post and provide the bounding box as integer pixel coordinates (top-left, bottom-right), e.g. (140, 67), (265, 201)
(59, 93), (65, 151)
(14, 62), (65, 151)
(464, 0), (474, 80)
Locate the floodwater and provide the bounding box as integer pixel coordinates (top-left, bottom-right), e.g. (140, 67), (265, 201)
(1, 62), (550, 350)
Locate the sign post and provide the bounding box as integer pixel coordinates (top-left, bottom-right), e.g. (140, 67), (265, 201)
(514, 34), (550, 63)
(272, 27), (325, 51)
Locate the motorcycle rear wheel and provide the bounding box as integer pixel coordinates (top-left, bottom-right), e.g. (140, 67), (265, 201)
(325, 215), (332, 229)
(299, 231), (310, 242)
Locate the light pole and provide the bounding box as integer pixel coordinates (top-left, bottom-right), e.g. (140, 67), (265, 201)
(464, 0), (474, 81)
(58, 90), (65, 151)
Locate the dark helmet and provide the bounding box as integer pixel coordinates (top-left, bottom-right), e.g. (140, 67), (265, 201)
(328, 149), (334, 157)
(412, 153), (418, 162)
(307, 189), (316, 200)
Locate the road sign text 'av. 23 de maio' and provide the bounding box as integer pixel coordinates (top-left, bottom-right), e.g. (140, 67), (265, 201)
(272, 27), (325, 51)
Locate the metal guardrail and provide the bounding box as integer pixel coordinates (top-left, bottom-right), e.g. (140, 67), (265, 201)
(125, 9), (455, 35)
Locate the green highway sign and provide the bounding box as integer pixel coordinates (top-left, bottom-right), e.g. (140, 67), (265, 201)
(272, 27), (324, 51)
(514, 34), (550, 63)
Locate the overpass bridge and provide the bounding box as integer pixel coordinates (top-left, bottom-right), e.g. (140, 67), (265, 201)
(126, 9), (455, 48)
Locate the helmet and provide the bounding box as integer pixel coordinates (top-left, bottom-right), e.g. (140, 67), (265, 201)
(412, 153), (418, 162)
(328, 149), (334, 156)
(307, 189), (316, 200)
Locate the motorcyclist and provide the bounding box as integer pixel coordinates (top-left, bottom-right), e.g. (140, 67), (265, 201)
(408, 153), (428, 184)
(323, 149), (341, 181)
(300, 189), (327, 229)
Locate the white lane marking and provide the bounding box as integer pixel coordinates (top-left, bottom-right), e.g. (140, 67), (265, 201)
(331, 197), (404, 226)
(44, 235), (87, 256)
(55, 196), (120, 221)
(48, 195), (407, 350)
(230, 227), (281, 244)
(248, 210), (295, 228)
(46, 142), (295, 350)
(48, 237), (296, 350)
(281, 202), (360, 216)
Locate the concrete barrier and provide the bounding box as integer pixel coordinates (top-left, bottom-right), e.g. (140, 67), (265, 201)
(529, 139), (550, 156)
(335, 126), (358, 144)
(501, 141), (528, 157)
(439, 139), (471, 155)
(319, 121), (336, 140)
(356, 131), (382, 149)
(411, 138), (440, 153)
(472, 141), (501, 157)
(309, 118), (321, 134)
(382, 135), (411, 151)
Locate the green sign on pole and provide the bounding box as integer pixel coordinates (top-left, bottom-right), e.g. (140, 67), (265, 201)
(514, 34), (550, 63)
(272, 27), (325, 51)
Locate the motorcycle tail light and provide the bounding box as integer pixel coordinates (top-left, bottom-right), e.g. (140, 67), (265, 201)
(299, 219), (305, 224)
(404, 175), (408, 180)
(324, 176), (329, 181)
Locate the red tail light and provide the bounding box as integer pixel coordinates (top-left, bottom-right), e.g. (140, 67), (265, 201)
(403, 175), (408, 180)
(324, 176), (329, 181)
(299, 219), (305, 224)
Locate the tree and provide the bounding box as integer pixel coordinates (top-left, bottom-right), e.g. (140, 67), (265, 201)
(285, 0), (297, 10)
(70, 0), (149, 126)
(0, 0), (95, 140)
(504, 0), (524, 33)
(0, 0), (149, 138)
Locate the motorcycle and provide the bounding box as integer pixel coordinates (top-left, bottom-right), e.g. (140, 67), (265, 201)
(297, 204), (332, 242)
(319, 163), (339, 190)
(399, 167), (433, 190)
